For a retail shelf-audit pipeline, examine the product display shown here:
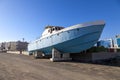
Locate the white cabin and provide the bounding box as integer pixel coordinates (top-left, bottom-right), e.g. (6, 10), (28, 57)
(41, 26), (64, 38)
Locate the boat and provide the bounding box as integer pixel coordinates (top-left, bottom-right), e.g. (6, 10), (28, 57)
(28, 21), (105, 56)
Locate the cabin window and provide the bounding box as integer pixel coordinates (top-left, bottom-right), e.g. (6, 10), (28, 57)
(55, 27), (57, 30)
(52, 28), (54, 31)
(58, 28), (60, 30)
(56, 27), (58, 30)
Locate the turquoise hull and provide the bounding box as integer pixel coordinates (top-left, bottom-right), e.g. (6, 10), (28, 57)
(28, 24), (105, 55)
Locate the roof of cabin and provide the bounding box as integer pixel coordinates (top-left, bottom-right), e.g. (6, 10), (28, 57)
(45, 26), (64, 29)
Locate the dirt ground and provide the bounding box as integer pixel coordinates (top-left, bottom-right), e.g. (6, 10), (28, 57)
(0, 53), (120, 80)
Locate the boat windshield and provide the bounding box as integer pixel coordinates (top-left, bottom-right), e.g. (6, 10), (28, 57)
(46, 26), (64, 33)
(41, 26), (64, 38)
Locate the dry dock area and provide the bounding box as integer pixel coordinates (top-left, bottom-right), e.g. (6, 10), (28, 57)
(0, 53), (120, 80)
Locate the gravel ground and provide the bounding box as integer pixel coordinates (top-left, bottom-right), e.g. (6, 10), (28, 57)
(0, 53), (120, 80)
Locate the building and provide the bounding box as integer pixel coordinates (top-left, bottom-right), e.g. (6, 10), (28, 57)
(116, 35), (120, 48)
(97, 39), (113, 48)
(116, 38), (120, 47)
(0, 41), (28, 51)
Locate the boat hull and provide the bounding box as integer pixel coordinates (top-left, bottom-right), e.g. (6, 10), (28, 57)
(28, 22), (105, 55)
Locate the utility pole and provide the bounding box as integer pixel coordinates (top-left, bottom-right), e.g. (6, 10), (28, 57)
(22, 38), (24, 42)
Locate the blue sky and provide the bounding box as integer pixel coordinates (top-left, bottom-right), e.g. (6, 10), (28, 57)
(0, 0), (120, 42)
